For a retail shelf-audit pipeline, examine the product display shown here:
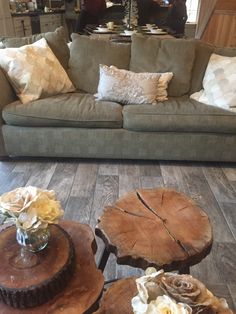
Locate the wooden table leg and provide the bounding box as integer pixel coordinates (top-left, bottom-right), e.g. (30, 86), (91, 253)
(98, 247), (110, 272)
(179, 265), (190, 274)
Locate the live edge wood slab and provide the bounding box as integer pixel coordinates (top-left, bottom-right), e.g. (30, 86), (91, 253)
(0, 221), (104, 314)
(94, 278), (137, 314)
(96, 188), (213, 272)
(0, 224), (75, 309)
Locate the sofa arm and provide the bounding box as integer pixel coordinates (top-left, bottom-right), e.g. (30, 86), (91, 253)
(0, 68), (17, 157)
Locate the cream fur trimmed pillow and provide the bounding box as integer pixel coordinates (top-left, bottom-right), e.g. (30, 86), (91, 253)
(0, 38), (75, 104)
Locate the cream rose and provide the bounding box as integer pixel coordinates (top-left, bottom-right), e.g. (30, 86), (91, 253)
(0, 186), (64, 230)
(160, 273), (232, 314)
(132, 294), (192, 314)
(132, 270), (234, 314)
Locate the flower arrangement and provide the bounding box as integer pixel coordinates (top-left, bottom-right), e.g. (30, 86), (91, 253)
(132, 268), (233, 314)
(0, 186), (64, 231)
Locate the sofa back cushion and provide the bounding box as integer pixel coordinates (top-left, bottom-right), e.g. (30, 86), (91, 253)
(0, 27), (69, 70)
(129, 35), (195, 97)
(69, 34), (131, 94)
(189, 41), (214, 95)
(190, 41), (236, 95)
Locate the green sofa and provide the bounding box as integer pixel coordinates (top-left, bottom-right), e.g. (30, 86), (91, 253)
(0, 28), (236, 161)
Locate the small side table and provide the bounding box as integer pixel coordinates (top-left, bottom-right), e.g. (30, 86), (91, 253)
(96, 188), (213, 274)
(94, 278), (137, 314)
(0, 221), (104, 314)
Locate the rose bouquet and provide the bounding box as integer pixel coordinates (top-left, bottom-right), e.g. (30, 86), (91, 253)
(132, 268), (234, 314)
(0, 186), (64, 231)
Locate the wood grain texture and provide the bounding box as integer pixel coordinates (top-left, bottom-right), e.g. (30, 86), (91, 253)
(47, 163), (77, 207)
(94, 278), (137, 314)
(228, 285), (236, 310)
(90, 175), (119, 229)
(119, 175), (141, 198)
(0, 221), (104, 314)
(0, 225), (75, 309)
(218, 202), (236, 240)
(25, 163), (57, 189)
(160, 162), (189, 194)
(223, 166), (236, 182)
(96, 188), (213, 270)
(180, 165), (235, 243)
(202, 0), (236, 47)
(70, 163), (98, 198)
(215, 0), (236, 11)
(0, 159), (236, 310)
(203, 167), (236, 203)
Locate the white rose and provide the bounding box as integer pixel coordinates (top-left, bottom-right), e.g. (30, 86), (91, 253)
(132, 294), (192, 314)
(147, 295), (192, 314)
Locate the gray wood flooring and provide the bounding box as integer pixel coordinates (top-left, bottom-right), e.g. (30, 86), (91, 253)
(0, 159), (235, 310)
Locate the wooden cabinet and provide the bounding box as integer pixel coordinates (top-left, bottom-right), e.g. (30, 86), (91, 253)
(12, 16), (32, 37)
(40, 14), (63, 33)
(201, 0), (236, 47)
(0, 1), (15, 36)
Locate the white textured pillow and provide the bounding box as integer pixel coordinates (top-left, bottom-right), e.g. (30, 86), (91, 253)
(0, 38), (75, 104)
(190, 53), (236, 111)
(96, 65), (161, 105)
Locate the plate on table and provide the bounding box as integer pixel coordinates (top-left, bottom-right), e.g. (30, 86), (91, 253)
(119, 32), (133, 37)
(145, 31), (168, 35)
(93, 29), (113, 34)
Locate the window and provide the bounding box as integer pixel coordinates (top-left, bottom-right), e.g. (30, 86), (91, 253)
(186, 0), (200, 23)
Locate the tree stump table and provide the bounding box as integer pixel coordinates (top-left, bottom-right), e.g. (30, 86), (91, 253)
(96, 188), (213, 273)
(0, 220), (104, 314)
(94, 278), (235, 314)
(94, 278), (137, 314)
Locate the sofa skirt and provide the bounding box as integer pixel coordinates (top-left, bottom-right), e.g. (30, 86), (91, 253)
(2, 126), (236, 162)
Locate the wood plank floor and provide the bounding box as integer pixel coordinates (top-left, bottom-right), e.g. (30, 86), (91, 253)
(0, 159), (235, 310)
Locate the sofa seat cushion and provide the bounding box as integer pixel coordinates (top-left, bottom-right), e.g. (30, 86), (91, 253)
(2, 93), (123, 128)
(123, 97), (236, 134)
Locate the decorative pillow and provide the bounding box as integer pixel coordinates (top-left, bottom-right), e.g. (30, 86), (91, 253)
(1, 27), (70, 69)
(0, 38), (75, 104)
(156, 72), (173, 101)
(96, 65), (162, 105)
(190, 53), (236, 111)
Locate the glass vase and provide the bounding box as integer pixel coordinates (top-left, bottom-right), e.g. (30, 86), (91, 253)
(16, 227), (50, 253)
(10, 227), (50, 269)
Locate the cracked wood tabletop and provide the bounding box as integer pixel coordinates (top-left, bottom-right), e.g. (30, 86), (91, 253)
(96, 188), (213, 271)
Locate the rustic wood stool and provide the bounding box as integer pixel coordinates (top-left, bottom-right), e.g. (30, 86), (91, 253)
(94, 278), (137, 314)
(94, 277), (234, 314)
(96, 188), (213, 274)
(0, 221), (104, 314)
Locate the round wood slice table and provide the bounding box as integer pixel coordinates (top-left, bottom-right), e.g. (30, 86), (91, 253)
(94, 278), (137, 314)
(96, 188), (213, 273)
(94, 278), (234, 314)
(0, 220), (104, 314)
(0, 224), (75, 309)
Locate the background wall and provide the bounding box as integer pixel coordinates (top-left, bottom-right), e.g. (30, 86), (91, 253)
(201, 0), (236, 47)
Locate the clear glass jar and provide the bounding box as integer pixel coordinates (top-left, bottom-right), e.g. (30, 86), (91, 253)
(16, 227), (50, 253)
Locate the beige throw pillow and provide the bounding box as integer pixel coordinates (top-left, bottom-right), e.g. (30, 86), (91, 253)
(156, 72), (173, 101)
(190, 53), (236, 111)
(96, 65), (162, 105)
(0, 38), (75, 104)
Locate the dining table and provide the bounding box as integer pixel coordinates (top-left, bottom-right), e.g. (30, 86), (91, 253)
(83, 24), (174, 43)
